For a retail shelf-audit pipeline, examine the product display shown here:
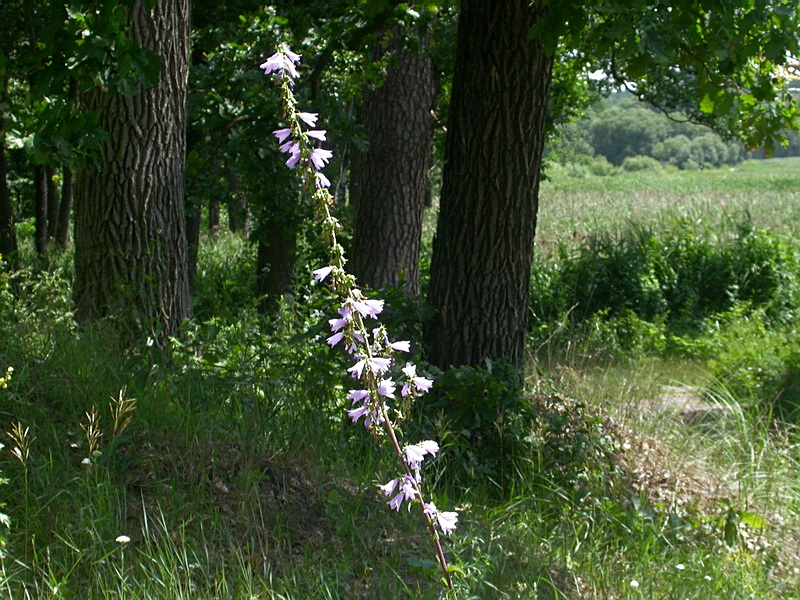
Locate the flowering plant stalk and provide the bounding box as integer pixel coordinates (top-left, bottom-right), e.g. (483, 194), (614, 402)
(262, 46), (458, 597)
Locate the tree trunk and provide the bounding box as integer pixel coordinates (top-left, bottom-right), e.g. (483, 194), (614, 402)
(226, 170), (248, 235)
(208, 197), (219, 231)
(185, 198), (200, 293)
(46, 166), (60, 239)
(427, 0), (554, 369)
(349, 30), (435, 296)
(73, 0), (191, 340)
(0, 140), (17, 262)
(55, 166), (73, 248)
(256, 221), (296, 314)
(33, 164), (49, 262)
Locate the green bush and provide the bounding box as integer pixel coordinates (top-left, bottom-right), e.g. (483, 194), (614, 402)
(420, 359), (618, 501)
(589, 106), (669, 165)
(421, 359), (530, 495)
(688, 133), (730, 169)
(529, 219), (800, 351)
(192, 231), (258, 321)
(705, 308), (798, 417)
(589, 155), (618, 176)
(584, 309), (667, 358)
(621, 155), (662, 172)
(652, 135), (692, 168)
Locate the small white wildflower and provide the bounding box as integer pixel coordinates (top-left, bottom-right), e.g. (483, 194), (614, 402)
(115, 535), (131, 544)
(676, 563), (685, 570)
(630, 580), (640, 588)
(81, 457), (91, 465)
(704, 575), (712, 581)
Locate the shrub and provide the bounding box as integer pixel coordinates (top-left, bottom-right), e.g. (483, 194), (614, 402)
(652, 135), (692, 167)
(421, 359), (530, 495)
(420, 360), (619, 500)
(584, 309), (667, 358)
(192, 230), (258, 321)
(621, 155), (662, 172)
(529, 219), (800, 356)
(589, 155), (618, 176)
(705, 308), (797, 417)
(688, 133), (730, 168)
(589, 106), (669, 165)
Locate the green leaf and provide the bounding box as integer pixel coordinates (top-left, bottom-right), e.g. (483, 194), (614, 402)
(699, 94), (715, 114)
(739, 511), (766, 530)
(626, 53), (650, 79)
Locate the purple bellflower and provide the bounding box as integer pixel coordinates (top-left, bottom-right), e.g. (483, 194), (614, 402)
(264, 46), (458, 596)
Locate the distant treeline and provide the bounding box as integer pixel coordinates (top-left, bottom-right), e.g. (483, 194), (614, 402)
(548, 92), (800, 175)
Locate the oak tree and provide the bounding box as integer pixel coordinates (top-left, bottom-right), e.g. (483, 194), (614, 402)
(427, 0), (799, 369)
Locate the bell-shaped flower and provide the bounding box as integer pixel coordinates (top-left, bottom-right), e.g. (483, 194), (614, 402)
(351, 298), (384, 319)
(298, 112), (318, 126)
(259, 50), (301, 79)
(310, 148), (333, 170)
(313, 265), (334, 282)
(273, 128), (293, 143)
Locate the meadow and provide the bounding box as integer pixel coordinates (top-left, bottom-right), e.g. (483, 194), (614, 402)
(1, 158), (799, 599)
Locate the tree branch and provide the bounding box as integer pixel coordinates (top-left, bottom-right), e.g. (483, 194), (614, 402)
(296, 1), (407, 99)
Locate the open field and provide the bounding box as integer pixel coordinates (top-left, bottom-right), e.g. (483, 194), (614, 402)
(538, 157), (800, 251)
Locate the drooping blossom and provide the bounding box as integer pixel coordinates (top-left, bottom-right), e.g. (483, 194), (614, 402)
(307, 130), (327, 141)
(347, 356), (392, 379)
(347, 403), (370, 423)
(259, 49), (301, 79)
(377, 379), (396, 398)
(380, 478), (398, 496)
(310, 148), (333, 170)
(424, 502), (459, 535)
(313, 265), (334, 282)
(326, 331), (345, 347)
(279, 140), (300, 156)
(401, 363), (434, 396)
(404, 440), (439, 470)
(298, 112), (318, 126)
(389, 340), (411, 353)
(348, 389), (370, 403)
(329, 306), (352, 332)
(285, 150), (301, 169)
(351, 298), (384, 319)
(315, 172), (331, 188)
(273, 128), (293, 143)
(388, 492), (404, 511)
(384, 475), (418, 510)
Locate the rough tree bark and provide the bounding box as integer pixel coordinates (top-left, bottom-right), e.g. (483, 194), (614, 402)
(185, 199), (200, 293)
(208, 197), (219, 231)
(33, 164), (48, 262)
(55, 166), (73, 249)
(0, 139), (17, 262)
(349, 29), (435, 296)
(46, 165), (60, 239)
(74, 0), (191, 339)
(226, 170), (249, 235)
(256, 230), (296, 313)
(427, 0), (554, 369)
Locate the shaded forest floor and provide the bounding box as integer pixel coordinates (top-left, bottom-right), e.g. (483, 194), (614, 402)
(1, 158), (799, 598)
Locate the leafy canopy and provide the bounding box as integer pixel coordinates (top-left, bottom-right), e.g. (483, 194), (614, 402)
(535, 0), (800, 152)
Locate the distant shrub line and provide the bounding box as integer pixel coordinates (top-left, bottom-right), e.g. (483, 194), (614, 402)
(529, 217), (800, 418)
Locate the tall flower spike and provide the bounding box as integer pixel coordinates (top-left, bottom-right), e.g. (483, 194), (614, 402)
(264, 47), (458, 597)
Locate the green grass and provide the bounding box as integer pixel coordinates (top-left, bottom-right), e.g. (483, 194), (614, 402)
(1, 159), (800, 598)
(537, 157), (800, 252)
